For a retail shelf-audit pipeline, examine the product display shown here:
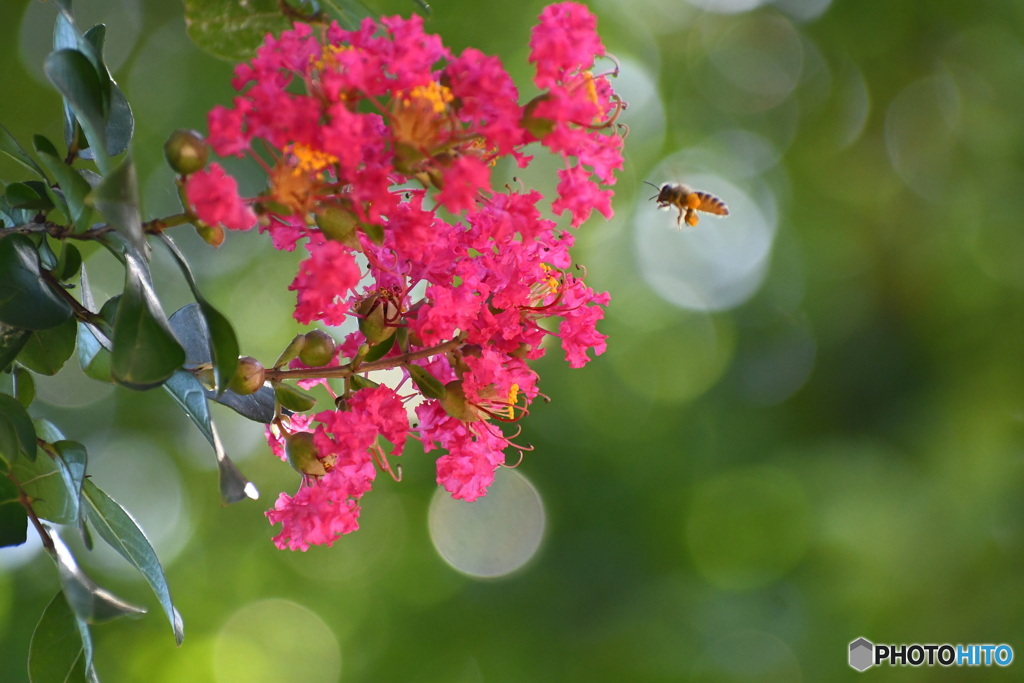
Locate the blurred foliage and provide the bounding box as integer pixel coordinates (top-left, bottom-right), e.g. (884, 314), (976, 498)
(3, 0), (1024, 681)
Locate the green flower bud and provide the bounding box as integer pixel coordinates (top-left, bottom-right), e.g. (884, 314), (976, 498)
(284, 431), (326, 476)
(164, 129), (209, 176)
(228, 356), (265, 395)
(298, 330), (336, 367)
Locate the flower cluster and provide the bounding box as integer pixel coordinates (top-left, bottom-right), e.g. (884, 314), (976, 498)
(187, 2), (624, 550)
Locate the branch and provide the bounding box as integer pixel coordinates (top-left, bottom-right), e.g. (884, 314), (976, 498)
(264, 334), (466, 381)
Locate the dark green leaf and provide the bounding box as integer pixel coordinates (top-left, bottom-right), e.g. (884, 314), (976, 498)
(161, 240), (239, 392)
(209, 384), (276, 423)
(54, 243), (83, 281)
(274, 382), (317, 412)
(0, 322), (31, 372)
(111, 252), (186, 389)
(106, 83), (134, 157)
(29, 592), (90, 683)
(50, 531), (147, 624)
(35, 136), (95, 233)
(0, 393), (37, 466)
(168, 302), (211, 366)
(164, 369), (214, 447)
(88, 153), (146, 257)
(0, 233), (73, 331)
(183, 0), (293, 61)
(83, 479), (184, 645)
(0, 475), (28, 547)
(14, 367), (36, 407)
(18, 316), (77, 376)
(5, 181), (53, 211)
(44, 49), (110, 174)
(0, 124), (47, 179)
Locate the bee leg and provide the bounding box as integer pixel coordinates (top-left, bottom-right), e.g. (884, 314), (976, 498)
(684, 208), (699, 227)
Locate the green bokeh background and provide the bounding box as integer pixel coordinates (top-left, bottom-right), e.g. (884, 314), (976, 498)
(3, 0), (1024, 680)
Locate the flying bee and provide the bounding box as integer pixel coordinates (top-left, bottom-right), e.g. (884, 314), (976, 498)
(645, 181), (729, 228)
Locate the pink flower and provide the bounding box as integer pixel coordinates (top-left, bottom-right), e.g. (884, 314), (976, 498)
(184, 162), (256, 231)
(530, 3), (605, 88)
(197, 5), (625, 550)
(265, 470), (364, 551)
(290, 240), (361, 326)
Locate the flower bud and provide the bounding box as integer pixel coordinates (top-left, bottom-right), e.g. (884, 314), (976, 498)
(357, 293), (397, 344)
(284, 431), (326, 476)
(228, 356), (265, 395)
(315, 204), (361, 250)
(195, 222), (225, 247)
(440, 380), (477, 421)
(299, 329), (336, 367)
(521, 94), (556, 139)
(164, 129), (209, 176)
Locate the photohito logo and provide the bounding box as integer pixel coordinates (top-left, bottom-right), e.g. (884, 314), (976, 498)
(849, 637), (1014, 671)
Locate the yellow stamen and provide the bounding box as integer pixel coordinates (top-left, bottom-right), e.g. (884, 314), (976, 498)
(505, 383), (520, 420)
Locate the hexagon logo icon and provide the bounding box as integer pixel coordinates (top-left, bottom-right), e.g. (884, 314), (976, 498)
(849, 637), (874, 671)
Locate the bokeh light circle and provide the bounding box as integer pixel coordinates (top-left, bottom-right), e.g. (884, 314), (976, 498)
(685, 466), (811, 590)
(213, 599), (341, 683)
(633, 169), (776, 312)
(428, 468), (545, 579)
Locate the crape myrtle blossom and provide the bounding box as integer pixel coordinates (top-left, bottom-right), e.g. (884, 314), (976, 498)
(190, 2), (624, 551)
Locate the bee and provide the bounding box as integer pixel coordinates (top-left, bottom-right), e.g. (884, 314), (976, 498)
(645, 181), (729, 228)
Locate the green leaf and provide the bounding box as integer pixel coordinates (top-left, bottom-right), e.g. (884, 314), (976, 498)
(0, 393), (37, 466)
(83, 479), (184, 645)
(34, 136), (95, 233)
(50, 530), (147, 624)
(77, 321), (112, 382)
(76, 267), (114, 382)
(319, 0), (374, 29)
(0, 123), (47, 179)
(0, 233), (73, 331)
(363, 329), (397, 363)
(44, 48), (111, 175)
(17, 315), (77, 376)
(5, 181), (54, 211)
(164, 369), (214, 447)
(0, 322), (31, 372)
(0, 475), (28, 547)
(106, 83), (134, 157)
(54, 243), (83, 282)
(88, 153), (146, 257)
(183, 0), (293, 61)
(14, 367), (36, 407)
(406, 362), (446, 399)
(161, 242), (239, 393)
(15, 449), (76, 524)
(110, 252), (186, 390)
(33, 418), (67, 443)
(274, 382), (317, 413)
(29, 593), (91, 683)
(53, 440), (87, 525)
